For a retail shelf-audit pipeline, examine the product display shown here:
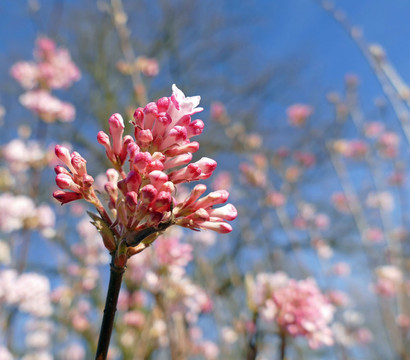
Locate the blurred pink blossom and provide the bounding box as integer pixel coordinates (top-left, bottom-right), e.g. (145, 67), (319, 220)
(286, 104), (313, 127)
(248, 272), (334, 349)
(19, 90), (75, 123)
(374, 265), (403, 297)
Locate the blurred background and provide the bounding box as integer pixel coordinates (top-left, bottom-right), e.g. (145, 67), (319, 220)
(0, 1), (409, 359)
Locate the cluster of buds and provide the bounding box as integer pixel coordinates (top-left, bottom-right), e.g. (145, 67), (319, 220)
(53, 85), (237, 265)
(10, 36), (80, 122)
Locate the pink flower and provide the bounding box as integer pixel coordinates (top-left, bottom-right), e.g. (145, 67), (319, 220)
(331, 192), (350, 213)
(136, 56), (159, 77)
(294, 151), (316, 168)
(11, 36), (80, 90)
(54, 85), (236, 257)
(333, 139), (368, 159)
(286, 104), (313, 127)
(331, 262), (351, 276)
(248, 273), (334, 349)
(364, 122), (385, 138)
(377, 131), (400, 158)
(210, 101), (228, 124)
(363, 227), (384, 243)
(19, 90), (75, 123)
(266, 191), (286, 207)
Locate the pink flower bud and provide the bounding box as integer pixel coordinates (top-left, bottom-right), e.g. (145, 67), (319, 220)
(125, 171), (142, 192)
(151, 114), (172, 138)
(55, 145), (74, 171)
(133, 108), (144, 128)
(53, 190), (83, 204)
(132, 152), (152, 172)
(82, 174), (94, 188)
(126, 191), (139, 210)
(164, 141), (199, 156)
(55, 173), (81, 192)
(194, 190), (229, 210)
(137, 129), (153, 149)
(175, 184), (207, 213)
(71, 152), (87, 175)
(156, 97), (170, 112)
(164, 153), (193, 170)
(54, 165), (70, 175)
(187, 119), (204, 138)
(145, 159), (165, 173)
(208, 203), (238, 221)
(148, 170), (168, 189)
(109, 113), (125, 155)
(106, 168), (119, 183)
(160, 126), (187, 149)
(97, 131), (111, 147)
(140, 185), (157, 205)
(159, 181), (175, 193)
(152, 191), (172, 212)
(143, 102), (158, 130)
(198, 221), (233, 233)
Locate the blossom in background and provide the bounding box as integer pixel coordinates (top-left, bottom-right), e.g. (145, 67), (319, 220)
(10, 36), (80, 123)
(0, 193), (55, 236)
(2, 138), (47, 172)
(332, 139), (368, 159)
(363, 121), (385, 138)
(377, 131), (400, 158)
(374, 265), (403, 297)
(286, 103), (313, 127)
(53, 85), (237, 260)
(11, 36), (80, 90)
(246, 272), (334, 349)
(0, 269), (52, 317)
(19, 90), (75, 123)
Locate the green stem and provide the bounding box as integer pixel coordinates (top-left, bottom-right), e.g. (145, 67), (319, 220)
(95, 256), (125, 360)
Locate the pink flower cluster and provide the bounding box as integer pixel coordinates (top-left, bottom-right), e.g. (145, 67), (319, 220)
(0, 193), (55, 236)
(247, 272), (334, 349)
(53, 85), (236, 256)
(0, 269), (52, 317)
(10, 36), (80, 122)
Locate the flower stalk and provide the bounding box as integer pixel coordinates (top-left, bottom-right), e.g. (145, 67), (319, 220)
(95, 255), (126, 360)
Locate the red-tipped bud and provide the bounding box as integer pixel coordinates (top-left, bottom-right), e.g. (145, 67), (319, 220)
(148, 170), (168, 189)
(133, 108), (144, 128)
(137, 129), (153, 149)
(82, 174), (94, 188)
(187, 119), (204, 138)
(156, 97), (170, 112)
(140, 184), (157, 206)
(125, 171), (142, 192)
(55, 145), (73, 170)
(53, 190), (83, 204)
(119, 135), (134, 164)
(55, 173), (80, 192)
(54, 165), (70, 175)
(126, 191), (139, 211)
(132, 152), (152, 172)
(152, 191), (172, 212)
